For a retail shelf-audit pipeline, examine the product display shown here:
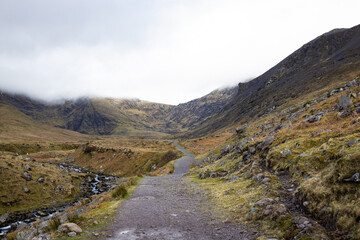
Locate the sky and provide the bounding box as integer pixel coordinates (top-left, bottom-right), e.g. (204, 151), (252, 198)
(0, 1), (359, 105)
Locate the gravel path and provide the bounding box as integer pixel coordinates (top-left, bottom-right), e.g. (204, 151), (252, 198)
(106, 142), (255, 240)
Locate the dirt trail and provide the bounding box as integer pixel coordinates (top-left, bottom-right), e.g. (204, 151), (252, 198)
(105, 142), (255, 240)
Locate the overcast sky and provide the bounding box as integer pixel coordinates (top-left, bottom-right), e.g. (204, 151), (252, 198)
(0, 0), (359, 105)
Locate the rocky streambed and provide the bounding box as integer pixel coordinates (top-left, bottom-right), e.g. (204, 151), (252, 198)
(0, 163), (119, 237)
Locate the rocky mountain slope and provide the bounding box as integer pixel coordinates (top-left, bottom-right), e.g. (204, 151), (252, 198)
(184, 24), (360, 137)
(0, 87), (237, 138)
(184, 76), (360, 239)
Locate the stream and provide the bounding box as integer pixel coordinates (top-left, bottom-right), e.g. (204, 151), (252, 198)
(0, 164), (118, 237)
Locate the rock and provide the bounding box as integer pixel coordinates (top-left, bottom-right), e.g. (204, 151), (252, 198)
(338, 109), (352, 117)
(338, 94), (353, 110)
(255, 198), (274, 206)
(256, 136), (275, 151)
(242, 151), (251, 162)
(221, 145), (232, 155)
(261, 178), (271, 184)
(0, 213), (9, 224)
(23, 187), (30, 193)
(16, 230), (35, 240)
(347, 139), (359, 147)
(280, 150), (292, 157)
(248, 146), (256, 154)
(37, 211), (47, 217)
(58, 223), (82, 233)
(299, 153), (307, 158)
(23, 165), (31, 171)
(355, 107), (360, 114)
(21, 172), (32, 181)
(93, 220), (99, 225)
(228, 176), (239, 182)
(37, 178), (45, 183)
(68, 231), (77, 237)
(263, 209), (273, 216)
(351, 93), (357, 98)
(343, 172), (360, 183)
(352, 118), (359, 124)
(306, 115), (321, 123)
(303, 201), (310, 207)
(235, 126), (247, 135)
(93, 232), (100, 236)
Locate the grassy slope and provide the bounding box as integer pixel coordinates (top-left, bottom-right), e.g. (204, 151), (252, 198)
(0, 104), (90, 143)
(0, 153), (86, 214)
(71, 139), (183, 176)
(187, 76), (360, 239)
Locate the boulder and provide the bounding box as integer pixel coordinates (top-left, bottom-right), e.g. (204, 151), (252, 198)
(21, 172), (32, 181)
(37, 177), (45, 183)
(347, 139), (359, 147)
(23, 165), (31, 171)
(338, 94), (353, 110)
(343, 172), (360, 183)
(256, 136), (275, 151)
(58, 223), (82, 233)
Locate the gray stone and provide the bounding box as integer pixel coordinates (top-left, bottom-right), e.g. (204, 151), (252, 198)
(355, 107), (360, 114)
(68, 231), (77, 237)
(248, 146), (256, 154)
(306, 115), (321, 123)
(21, 172), (32, 181)
(228, 176), (239, 182)
(338, 109), (352, 117)
(347, 139), (359, 147)
(37, 178), (45, 183)
(23, 187), (30, 193)
(261, 178), (271, 184)
(280, 150), (292, 157)
(23, 165), (31, 171)
(0, 213), (9, 224)
(338, 94), (353, 110)
(256, 136), (275, 151)
(343, 172), (360, 183)
(16, 230), (35, 240)
(299, 153), (307, 158)
(303, 201), (310, 207)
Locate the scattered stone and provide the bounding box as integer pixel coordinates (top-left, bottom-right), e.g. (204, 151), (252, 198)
(299, 153), (307, 158)
(37, 177), (45, 183)
(255, 198), (274, 206)
(21, 172), (32, 181)
(0, 213), (9, 224)
(23, 165), (31, 171)
(68, 231), (77, 237)
(256, 136), (275, 151)
(306, 115), (321, 123)
(338, 94), (353, 110)
(23, 187), (30, 193)
(303, 201), (310, 207)
(351, 93), (357, 98)
(261, 178), (271, 184)
(343, 172), (360, 183)
(355, 107), (360, 114)
(93, 220), (99, 225)
(58, 223), (83, 233)
(347, 139), (359, 147)
(228, 176), (239, 182)
(248, 146), (256, 154)
(280, 150), (292, 157)
(93, 232), (100, 236)
(338, 109), (352, 117)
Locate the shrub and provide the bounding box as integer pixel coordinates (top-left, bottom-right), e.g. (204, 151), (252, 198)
(112, 186), (128, 198)
(67, 214), (85, 224)
(48, 218), (61, 232)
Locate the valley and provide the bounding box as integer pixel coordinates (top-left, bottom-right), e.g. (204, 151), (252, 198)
(0, 24), (360, 240)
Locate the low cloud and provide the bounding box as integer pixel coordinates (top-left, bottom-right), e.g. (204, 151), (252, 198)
(0, 0), (359, 104)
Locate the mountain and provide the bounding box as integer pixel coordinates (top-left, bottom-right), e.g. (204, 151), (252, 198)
(0, 87), (237, 138)
(184, 24), (360, 137)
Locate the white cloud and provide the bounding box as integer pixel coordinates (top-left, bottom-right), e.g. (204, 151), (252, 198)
(0, 0), (359, 104)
